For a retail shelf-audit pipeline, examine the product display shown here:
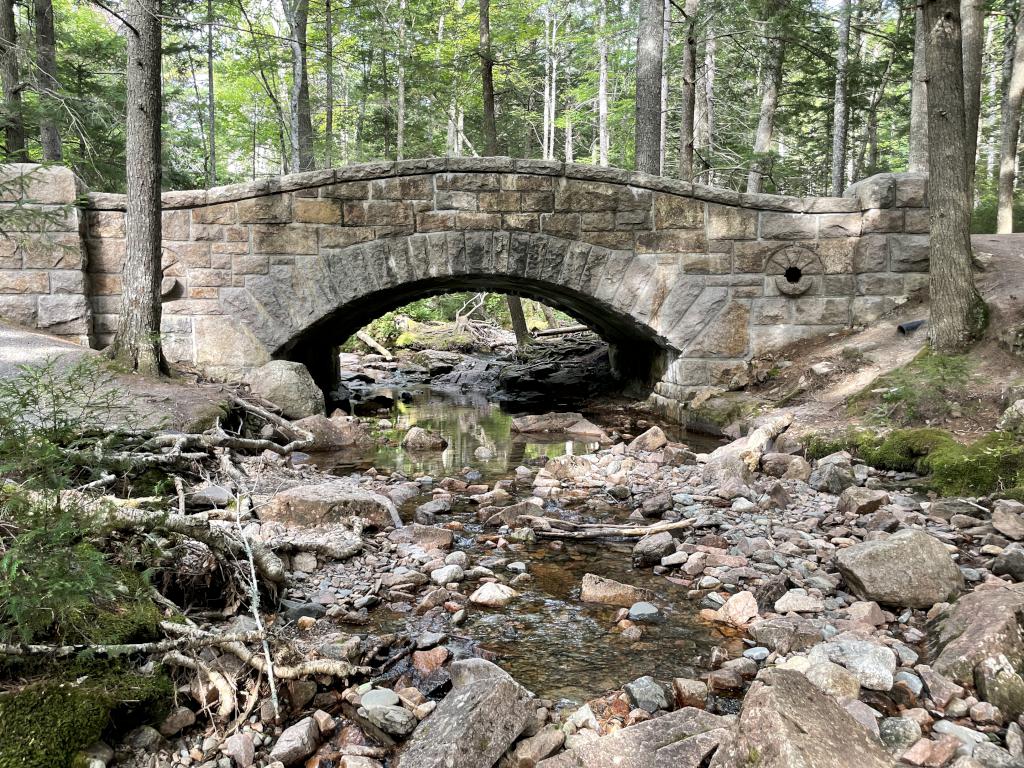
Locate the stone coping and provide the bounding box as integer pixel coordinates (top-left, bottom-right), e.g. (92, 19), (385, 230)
(83, 157), (871, 215)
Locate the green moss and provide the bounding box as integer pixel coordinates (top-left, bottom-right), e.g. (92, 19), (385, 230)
(0, 667), (172, 768)
(803, 427), (1024, 496)
(850, 350), (973, 426)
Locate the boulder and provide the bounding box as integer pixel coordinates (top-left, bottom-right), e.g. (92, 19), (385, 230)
(761, 452), (802, 478)
(294, 414), (374, 451)
(993, 500), (1024, 540)
(262, 483), (400, 529)
(246, 360), (324, 419)
(975, 654), (1024, 720)
(397, 677), (533, 768)
(579, 573), (653, 607)
(536, 707), (733, 768)
(993, 544), (1024, 581)
(708, 669), (895, 768)
(402, 427), (448, 451)
(808, 637), (898, 691)
(506, 726), (565, 768)
(511, 412), (609, 440)
(269, 717), (320, 766)
(998, 400), (1024, 433)
(835, 529), (963, 609)
(624, 676), (672, 713)
(808, 462), (856, 494)
(468, 582), (518, 608)
(714, 591), (759, 627)
(388, 523), (454, 550)
(629, 426), (668, 453)
(632, 531), (676, 567)
(837, 487), (890, 517)
(931, 583), (1024, 687)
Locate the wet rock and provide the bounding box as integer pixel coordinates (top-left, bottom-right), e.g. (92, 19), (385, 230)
(511, 412), (608, 440)
(624, 676), (671, 713)
(262, 483), (400, 529)
(398, 676), (533, 768)
(632, 531), (675, 566)
(402, 426), (448, 451)
(837, 487), (890, 517)
(537, 707), (732, 768)
(628, 602), (660, 622)
(469, 582), (519, 608)
(246, 360), (324, 419)
(628, 426), (668, 453)
(931, 583), (1024, 686)
(269, 717), (320, 766)
(835, 529), (963, 609)
(389, 524), (454, 550)
(294, 414), (373, 451)
(709, 669), (893, 768)
(579, 573), (653, 607)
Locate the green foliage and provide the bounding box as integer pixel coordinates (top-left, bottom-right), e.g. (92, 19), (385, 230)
(851, 351), (972, 426)
(971, 193), (1024, 234)
(0, 666), (171, 768)
(805, 427), (1024, 496)
(0, 358), (138, 643)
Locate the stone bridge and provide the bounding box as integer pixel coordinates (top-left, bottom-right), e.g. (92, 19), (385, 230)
(0, 158), (929, 417)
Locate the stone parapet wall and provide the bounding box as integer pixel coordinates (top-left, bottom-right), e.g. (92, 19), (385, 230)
(0, 158), (928, 413)
(0, 164), (92, 345)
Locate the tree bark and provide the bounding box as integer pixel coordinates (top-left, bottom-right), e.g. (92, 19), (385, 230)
(206, 0), (215, 184)
(676, 0), (699, 180)
(113, 0), (164, 375)
(746, 6), (785, 194)
(659, 0), (670, 174)
(998, 0), (1024, 232)
(34, 0), (61, 161)
(397, 0), (406, 159)
(507, 296), (531, 348)
(635, 0), (663, 174)
(924, 0), (986, 350)
(479, 0), (497, 155)
(597, 0), (609, 166)
(283, 0), (314, 172)
(0, 0), (25, 161)
(961, 0), (984, 192)
(325, 0), (334, 166)
(830, 0), (851, 195)
(909, 5), (929, 172)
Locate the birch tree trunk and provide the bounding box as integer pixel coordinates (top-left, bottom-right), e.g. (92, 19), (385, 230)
(909, 6), (929, 172)
(830, 0), (851, 195)
(205, 0), (215, 183)
(0, 0), (25, 161)
(397, 0), (406, 159)
(961, 0), (984, 192)
(998, 0), (1024, 232)
(676, 0), (699, 180)
(924, 0), (986, 350)
(697, 27), (716, 181)
(597, 1), (609, 166)
(479, 0), (497, 155)
(746, 9), (784, 194)
(635, 0), (664, 174)
(34, 0), (61, 161)
(283, 0), (314, 172)
(113, 0), (164, 375)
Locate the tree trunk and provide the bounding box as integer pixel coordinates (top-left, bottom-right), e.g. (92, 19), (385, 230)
(924, 0), (986, 350)
(909, 5), (929, 172)
(479, 0), (497, 155)
(0, 0), (25, 161)
(597, 0), (609, 166)
(676, 0), (699, 180)
(998, 0), (1024, 232)
(205, 0), (215, 184)
(283, 0), (314, 172)
(830, 0), (851, 195)
(113, 0), (164, 375)
(699, 27), (716, 181)
(325, 0), (334, 166)
(507, 296), (531, 348)
(659, 0), (670, 174)
(34, 0), (61, 161)
(397, 0), (406, 160)
(635, 0), (663, 174)
(746, 9), (784, 194)
(961, 0), (984, 193)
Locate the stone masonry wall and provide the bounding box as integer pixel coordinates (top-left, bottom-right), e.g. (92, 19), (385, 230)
(0, 158), (928, 412)
(0, 164), (91, 345)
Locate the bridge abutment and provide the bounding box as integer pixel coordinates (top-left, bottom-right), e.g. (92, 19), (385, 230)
(0, 158), (929, 420)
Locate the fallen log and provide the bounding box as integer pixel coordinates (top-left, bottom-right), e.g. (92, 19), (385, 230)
(532, 324), (590, 338)
(519, 515), (695, 540)
(356, 330), (393, 361)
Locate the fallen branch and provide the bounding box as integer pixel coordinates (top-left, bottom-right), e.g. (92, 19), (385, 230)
(519, 515), (695, 540)
(532, 324), (589, 338)
(0, 631), (261, 660)
(163, 650), (236, 719)
(356, 330), (393, 361)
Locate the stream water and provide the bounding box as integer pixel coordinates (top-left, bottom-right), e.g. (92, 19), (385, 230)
(315, 387), (737, 704)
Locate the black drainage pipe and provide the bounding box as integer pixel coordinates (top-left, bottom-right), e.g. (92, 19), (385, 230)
(897, 319), (926, 335)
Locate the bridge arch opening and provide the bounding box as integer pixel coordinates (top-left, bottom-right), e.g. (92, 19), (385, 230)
(279, 274), (671, 408)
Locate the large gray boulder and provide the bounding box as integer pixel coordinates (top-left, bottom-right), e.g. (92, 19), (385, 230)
(262, 482), (401, 529)
(835, 529), (963, 609)
(292, 414), (374, 451)
(397, 676), (533, 768)
(537, 707), (733, 768)
(708, 669), (895, 768)
(246, 360), (324, 419)
(402, 426), (448, 451)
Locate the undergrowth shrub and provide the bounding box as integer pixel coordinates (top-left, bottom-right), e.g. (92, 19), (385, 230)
(850, 351), (972, 426)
